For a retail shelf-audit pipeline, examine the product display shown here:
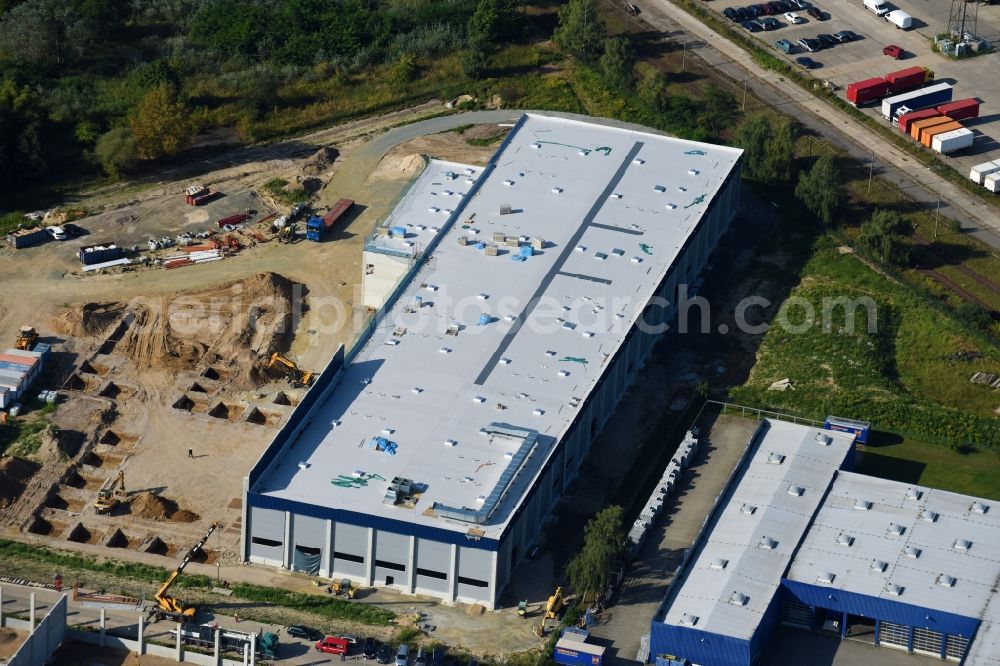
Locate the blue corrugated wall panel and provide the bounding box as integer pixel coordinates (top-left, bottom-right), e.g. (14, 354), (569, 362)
(649, 621), (751, 666)
(749, 588), (784, 664)
(782, 579), (979, 637)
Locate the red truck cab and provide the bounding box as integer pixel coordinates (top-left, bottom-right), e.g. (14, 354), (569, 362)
(316, 636), (350, 655)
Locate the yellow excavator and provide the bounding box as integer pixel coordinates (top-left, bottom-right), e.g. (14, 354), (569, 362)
(151, 522), (219, 621)
(267, 352), (314, 387)
(94, 470), (127, 514)
(15, 325), (37, 351)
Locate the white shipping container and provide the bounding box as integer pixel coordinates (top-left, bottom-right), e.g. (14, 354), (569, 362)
(933, 128), (974, 154)
(970, 160), (1000, 184)
(985, 171), (1000, 193)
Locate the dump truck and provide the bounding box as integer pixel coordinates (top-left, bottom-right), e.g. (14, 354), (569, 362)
(306, 198), (354, 241)
(15, 326), (37, 351)
(94, 470), (127, 514)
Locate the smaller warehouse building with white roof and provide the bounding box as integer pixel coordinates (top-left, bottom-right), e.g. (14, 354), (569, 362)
(650, 419), (1000, 666)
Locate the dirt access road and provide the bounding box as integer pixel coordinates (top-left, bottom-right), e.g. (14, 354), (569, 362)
(646, 0), (1000, 250)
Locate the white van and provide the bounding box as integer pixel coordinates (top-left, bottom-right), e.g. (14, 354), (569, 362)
(46, 225), (67, 241)
(885, 9), (913, 29)
(863, 0), (889, 16)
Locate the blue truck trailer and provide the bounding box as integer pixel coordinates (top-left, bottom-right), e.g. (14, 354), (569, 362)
(881, 82), (953, 119)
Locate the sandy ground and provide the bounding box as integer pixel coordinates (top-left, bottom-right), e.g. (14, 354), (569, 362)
(0, 626), (27, 661)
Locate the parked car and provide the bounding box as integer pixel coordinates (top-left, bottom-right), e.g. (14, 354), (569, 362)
(735, 6), (750, 20)
(377, 645), (394, 664)
(760, 16), (780, 29)
(796, 56), (820, 68)
(775, 38), (795, 53)
(415, 648), (428, 666)
(396, 644), (410, 666)
(46, 225), (67, 241)
(742, 19), (760, 31)
(766, 1), (783, 14)
(883, 44), (904, 58)
(815, 33), (837, 48)
(784, 11), (803, 23)
(316, 636), (351, 655)
(432, 647), (446, 666)
(798, 37), (820, 51)
(338, 634), (360, 645)
(833, 30), (859, 42)
(364, 638), (378, 660)
(776, 0), (794, 10)
(746, 4), (763, 17)
(806, 5), (825, 19)
(791, 0), (810, 8)
(724, 7), (738, 21)
(287, 625), (322, 641)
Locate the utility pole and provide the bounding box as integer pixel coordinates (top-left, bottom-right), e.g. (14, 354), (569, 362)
(742, 74), (749, 112)
(682, 30), (688, 71)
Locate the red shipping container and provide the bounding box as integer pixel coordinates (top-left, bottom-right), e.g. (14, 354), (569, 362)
(896, 109), (940, 134)
(936, 98), (980, 121)
(848, 78), (890, 106)
(885, 66), (931, 93)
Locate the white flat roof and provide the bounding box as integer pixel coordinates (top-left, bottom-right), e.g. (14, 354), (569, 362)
(787, 472), (1000, 660)
(660, 420), (855, 639)
(364, 160), (481, 258)
(252, 113), (742, 538)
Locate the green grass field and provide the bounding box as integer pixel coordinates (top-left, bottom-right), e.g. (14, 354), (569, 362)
(856, 436), (1000, 500)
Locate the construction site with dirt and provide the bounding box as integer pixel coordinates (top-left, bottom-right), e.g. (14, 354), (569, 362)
(0, 106), (507, 583)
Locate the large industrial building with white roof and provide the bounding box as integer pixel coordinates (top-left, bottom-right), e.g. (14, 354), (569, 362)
(240, 112), (744, 608)
(649, 417), (1000, 666)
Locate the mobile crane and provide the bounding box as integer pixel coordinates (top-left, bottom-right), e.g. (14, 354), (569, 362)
(94, 470), (128, 514)
(151, 522), (219, 621)
(267, 353), (314, 387)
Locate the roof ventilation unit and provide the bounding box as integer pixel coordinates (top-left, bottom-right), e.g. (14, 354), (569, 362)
(886, 583), (904, 596)
(905, 488), (922, 501)
(854, 499), (873, 511)
(767, 452), (786, 465)
(871, 559), (888, 573)
(816, 572), (836, 584)
(787, 484), (805, 497)
(729, 592), (749, 607)
(954, 539), (972, 552)
(836, 533), (854, 547)
(936, 574), (956, 588)
(815, 433), (832, 446)
(903, 546), (921, 558)
(709, 558), (729, 571)
(919, 509), (939, 523)
(971, 501), (989, 514)
(740, 503), (757, 515)
(679, 614), (698, 627)
(758, 536), (778, 550)
(887, 523), (905, 537)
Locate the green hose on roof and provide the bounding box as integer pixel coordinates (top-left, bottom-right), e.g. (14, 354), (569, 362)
(559, 356), (588, 365)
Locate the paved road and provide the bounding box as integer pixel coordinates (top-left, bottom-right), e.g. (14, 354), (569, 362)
(0, 582), (354, 665)
(586, 413), (760, 665)
(643, 0), (1000, 250)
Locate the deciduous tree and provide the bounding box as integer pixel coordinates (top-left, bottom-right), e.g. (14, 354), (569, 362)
(566, 505), (625, 599)
(129, 84), (191, 161)
(599, 37), (635, 90)
(737, 113), (795, 184)
(554, 0), (604, 62)
(858, 209), (913, 266)
(795, 155), (841, 224)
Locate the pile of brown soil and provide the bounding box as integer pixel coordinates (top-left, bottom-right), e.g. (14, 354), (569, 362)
(113, 272), (301, 389)
(129, 491), (200, 523)
(52, 302), (128, 338)
(0, 456), (41, 508)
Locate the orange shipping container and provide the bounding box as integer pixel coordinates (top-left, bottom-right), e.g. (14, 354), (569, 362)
(0, 353), (37, 368)
(921, 121), (963, 147)
(909, 116), (953, 141)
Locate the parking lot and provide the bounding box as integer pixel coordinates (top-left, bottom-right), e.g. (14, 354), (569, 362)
(706, 0), (1000, 178)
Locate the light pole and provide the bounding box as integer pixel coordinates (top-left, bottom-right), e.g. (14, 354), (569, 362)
(742, 75), (749, 112)
(934, 197), (941, 238)
(682, 30), (688, 71)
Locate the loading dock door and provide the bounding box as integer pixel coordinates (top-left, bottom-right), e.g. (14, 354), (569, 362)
(780, 600), (814, 629)
(878, 622), (909, 651)
(293, 545), (321, 574)
(913, 628), (943, 657)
